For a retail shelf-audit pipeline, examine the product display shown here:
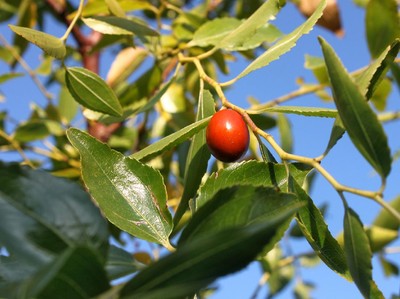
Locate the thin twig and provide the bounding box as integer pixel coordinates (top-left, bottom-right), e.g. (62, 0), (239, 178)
(0, 34), (54, 102)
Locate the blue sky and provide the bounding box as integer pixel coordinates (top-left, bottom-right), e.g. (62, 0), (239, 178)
(1, 0), (399, 298)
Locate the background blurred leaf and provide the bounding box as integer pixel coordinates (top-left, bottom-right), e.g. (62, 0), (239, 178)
(366, 0), (400, 58)
(9, 24), (66, 59)
(0, 162), (109, 273)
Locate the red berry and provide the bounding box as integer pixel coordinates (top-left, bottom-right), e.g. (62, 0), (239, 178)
(206, 109), (249, 163)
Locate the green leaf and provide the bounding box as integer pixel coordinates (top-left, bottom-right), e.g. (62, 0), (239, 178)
(262, 106), (337, 118)
(366, 0), (400, 58)
(58, 85), (79, 124)
(13, 120), (50, 142)
(304, 54), (329, 84)
(179, 185), (299, 245)
(135, 76), (175, 114)
(344, 207), (382, 298)
(105, 246), (140, 281)
(277, 114), (292, 153)
(289, 178), (351, 280)
(370, 78), (391, 111)
(2, 247), (110, 299)
(365, 226), (398, 252)
(0, 72), (23, 84)
(356, 40), (400, 99)
(77, 0), (153, 18)
(373, 196), (400, 231)
(319, 37), (392, 178)
(215, 0), (282, 50)
(82, 16), (159, 36)
(8, 25), (66, 59)
(234, 0), (326, 81)
(67, 128), (173, 248)
(119, 204), (300, 299)
(130, 117), (210, 162)
(323, 41), (400, 157)
(174, 89), (214, 225)
(0, 162), (109, 270)
(191, 17), (282, 51)
(195, 161), (312, 209)
(105, 0), (125, 18)
(65, 67), (123, 117)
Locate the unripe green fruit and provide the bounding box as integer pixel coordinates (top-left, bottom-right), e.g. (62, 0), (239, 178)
(206, 109), (250, 163)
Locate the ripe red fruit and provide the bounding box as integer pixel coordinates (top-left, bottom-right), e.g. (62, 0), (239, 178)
(206, 109), (249, 163)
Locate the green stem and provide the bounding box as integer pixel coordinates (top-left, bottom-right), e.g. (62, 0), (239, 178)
(60, 0), (85, 41)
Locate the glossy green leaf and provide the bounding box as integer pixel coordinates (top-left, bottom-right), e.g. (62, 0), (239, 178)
(105, 246), (140, 281)
(8, 25), (66, 59)
(82, 16), (158, 36)
(215, 0), (282, 50)
(320, 37), (391, 178)
(119, 204), (300, 299)
(130, 117), (210, 162)
(0, 162), (109, 270)
(65, 67), (123, 117)
(373, 196), (400, 231)
(67, 128), (173, 248)
(290, 178), (351, 280)
(262, 106), (337, 118)
(344, 207), (382, 298)
(179, 185), (299, 245)
(234, 0), (326, 81)
(195, 161), (312, 209)
(366, 0), (400, 58)
(174, 89), (214, 225)
(2, 247), (110, 299)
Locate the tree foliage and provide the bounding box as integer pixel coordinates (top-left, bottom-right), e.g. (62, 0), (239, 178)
(0, 0), (400, 298)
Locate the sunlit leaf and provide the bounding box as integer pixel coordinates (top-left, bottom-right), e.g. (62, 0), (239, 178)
(373, 196), (400, 231)
(130, 117), (210, 162)
(65, 67), (123, 117)
(82, 16), (158, 36)
(320, 37), (391, 178)
(9, 25), (66, 59)
(67, 128), (173, 248)
(263, 106), (337, 118)
(215, 0), (282, 50)
(234, 0), (326, 81)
